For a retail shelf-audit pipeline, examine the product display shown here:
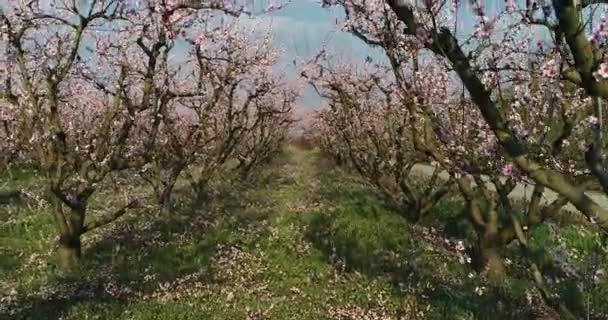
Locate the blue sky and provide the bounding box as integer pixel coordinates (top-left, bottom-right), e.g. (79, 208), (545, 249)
(257, 0), (518, 108)
(250, 0), (384, 108)
(263, 0), (572, 109)
(235, 0), (605, 109)
(6, 0), (602, 109)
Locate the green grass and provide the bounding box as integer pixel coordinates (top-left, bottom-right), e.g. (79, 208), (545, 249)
(1, 147), (608, 319)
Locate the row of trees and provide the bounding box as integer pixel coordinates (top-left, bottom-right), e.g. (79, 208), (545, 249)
(310, 0), (608, 317)
(0, 0), (295, 270)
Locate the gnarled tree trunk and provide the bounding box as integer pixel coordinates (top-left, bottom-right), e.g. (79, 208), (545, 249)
(57, 232), (82, 271)
(474, 236), (507, 283)
(465, 192), (507, 283)
(51, 195), (86, 272)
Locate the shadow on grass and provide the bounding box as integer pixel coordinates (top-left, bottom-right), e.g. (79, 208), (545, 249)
(3, 280), (130, 320)
(304, 160), (537, 319)
(2, 159), (285, 320)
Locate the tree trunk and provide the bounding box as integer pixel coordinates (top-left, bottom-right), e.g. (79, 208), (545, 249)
(158, 181), (176, 215)
(157, 165), (187, 215)
(57, 233), (82, 272)
(464, 196), (508, 283)
(50, 195), (86, 272)
(479, 245), (507, 283)
(239, 163), (253, 181)
(190, 179), (210, 209)
(403, 200), (425, 223)
(337, 153), (347, 167)
(470, 212), (507, 282)
(470, 244), (507, 283)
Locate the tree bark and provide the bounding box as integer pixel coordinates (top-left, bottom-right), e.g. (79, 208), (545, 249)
(477, 245), (507, 283)
(385, 0), (608, 231)
(50, 194), (85, 272)
(469, 201), (508, 283)
(157, 178), (176, 212)
(57, 232), (82, 272)
(190, 178), (210, 208)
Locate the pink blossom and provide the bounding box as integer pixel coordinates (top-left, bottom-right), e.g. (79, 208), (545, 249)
(473, 17), (495, 39)
(589, 14), (608, 45)
(536, 40), (544, 50)
(541, 59), (559, 78)
(593, 62), (608, 81)
(505, 0), (516, 13)
(166, 11), (185, 25)
(473, 25), (490, 39)
(167, 30), (176, 40)
(501, 163), (513, 176)
(587, 115), (599, 126)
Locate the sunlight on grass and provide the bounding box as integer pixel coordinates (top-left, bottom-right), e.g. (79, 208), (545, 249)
(1, 147), (607, 319)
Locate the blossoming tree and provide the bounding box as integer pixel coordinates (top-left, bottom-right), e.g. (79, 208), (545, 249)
(304, 59), (454, 222)
(321, 0), (608, 232)
(314, 0), (608, 315)
(0, 0), (292, 271)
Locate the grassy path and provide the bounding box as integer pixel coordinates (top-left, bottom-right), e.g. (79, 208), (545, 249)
(1, 147), (544, 319)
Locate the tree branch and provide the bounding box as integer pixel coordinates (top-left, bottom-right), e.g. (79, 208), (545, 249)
(384, 0), (608, 231)
(82, 199), (141, 233)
